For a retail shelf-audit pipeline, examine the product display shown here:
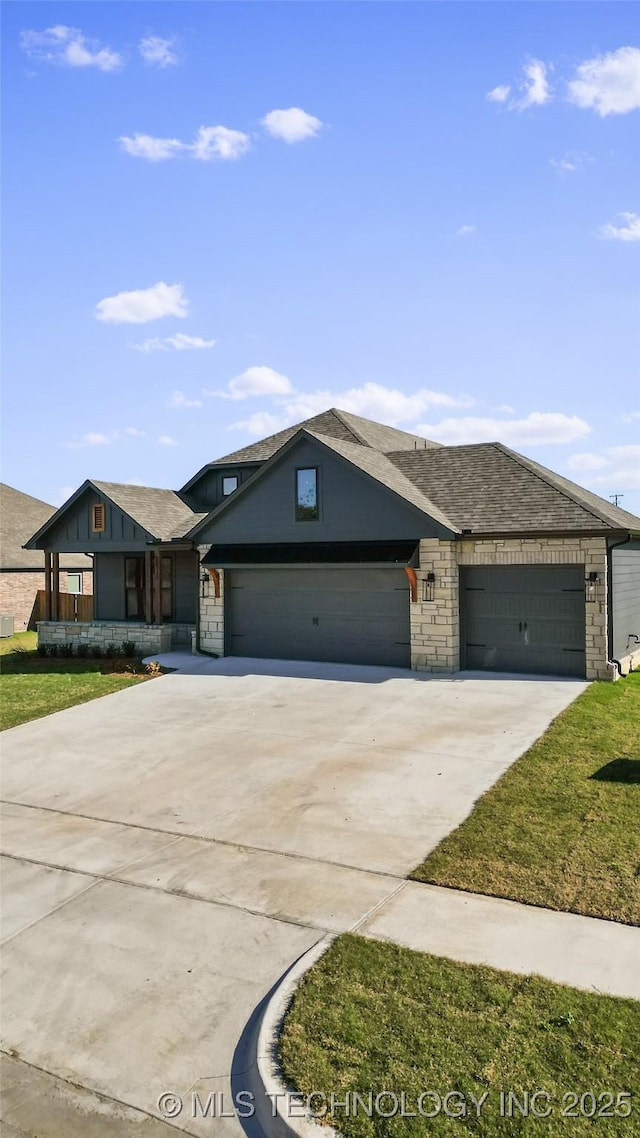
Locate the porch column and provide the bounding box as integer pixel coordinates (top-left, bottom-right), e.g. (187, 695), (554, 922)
(153, 549), (163, 625)
(144, 549), (153, 625)
(44, 551), (52, 621)
(51, 553), (60, 621)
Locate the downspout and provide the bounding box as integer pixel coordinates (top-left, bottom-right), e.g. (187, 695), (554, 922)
(607, 534), (633, 677)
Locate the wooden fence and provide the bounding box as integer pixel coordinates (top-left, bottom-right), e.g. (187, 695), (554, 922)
(29, 591), (93, 629)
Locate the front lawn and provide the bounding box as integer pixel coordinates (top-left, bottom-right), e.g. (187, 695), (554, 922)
(0, 630), (37, 656)
(280, 935), (639, 1138)
(411, 674), (640, 925)
(0, 654), (162, 730)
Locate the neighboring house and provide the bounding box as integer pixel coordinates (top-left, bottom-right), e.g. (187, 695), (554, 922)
(0, 484), (93, 632)
(24, 408), (640, 678)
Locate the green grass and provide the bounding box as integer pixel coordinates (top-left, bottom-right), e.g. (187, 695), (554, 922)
(0, 654), (161, 730)
(0, 630), (37, 656)
(411, 674), (640, 926)
(280, 935), (640, 1138)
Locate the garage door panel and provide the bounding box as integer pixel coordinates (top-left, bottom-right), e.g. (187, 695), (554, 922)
(226, 568), (410, 668)
(462, 566), (585, 677)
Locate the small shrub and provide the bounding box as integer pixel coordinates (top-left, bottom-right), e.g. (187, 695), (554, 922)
(48, 643), (58, 658)
(76, 643), (90, 658)
(104, 643), (119, 659)
(121, 640), (137, 658)
(91, 645), (103, 659)
(60, 642), (75, 658)
(145, 660), (162, 676)
(37, 642), (49, 657)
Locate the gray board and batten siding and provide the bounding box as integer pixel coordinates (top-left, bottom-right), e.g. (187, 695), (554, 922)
(93, 551), (198, 623)
(27, 487), (152, 553)
(196, 436), (449, 547)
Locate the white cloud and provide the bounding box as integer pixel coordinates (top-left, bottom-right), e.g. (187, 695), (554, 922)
(138, 35), (179, 68)
(622, 410), (640, 423)
(516, 59), (552, 109)
(134, 332), (216, 353)
(191, 125), (251, 161)
(211, 366), (294, 401)
(598, 211), (640, 242)
(158, 435), (178, 446)
(67, 432), (112, 449)
(119, 125), (251, 162)
(456, 225), (476, 237)
(550, 151), (593, 174)
(95, 282), (188, 324)
(262, 107), (323, 143)
(167, 390), (203, 409)
(414, 412), (591, 447)
(123, 427), (145, 437)
(567, 445), (640, 491)
(232, 411), (287, 437)
(566, 453), (608, 472)
(486, 85), (511, 103)
(567, 46), (640, 116)
(20, 25), (122, 71)
(118, 134), (184, 161)
(494, 404), (516, 415)
(284, 383), (474, 425)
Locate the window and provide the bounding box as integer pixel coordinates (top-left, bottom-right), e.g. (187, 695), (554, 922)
(296, 467), (319, 521)
(91, 503), (106, 532)
(222, 475), (238, 496)
(66, 573), (82, 595)
(125, 556), (173, 620)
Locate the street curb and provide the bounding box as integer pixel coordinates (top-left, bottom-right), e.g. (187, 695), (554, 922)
(251, 935), (342, 1138)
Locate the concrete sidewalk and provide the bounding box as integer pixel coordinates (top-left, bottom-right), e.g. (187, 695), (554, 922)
(357, 881), (640, 1000)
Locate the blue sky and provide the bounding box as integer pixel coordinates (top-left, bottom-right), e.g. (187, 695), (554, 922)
(2, 2), (639, 512)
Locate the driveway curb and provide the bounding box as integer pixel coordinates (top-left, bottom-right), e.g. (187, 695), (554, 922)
(250, 935), (342, 1138)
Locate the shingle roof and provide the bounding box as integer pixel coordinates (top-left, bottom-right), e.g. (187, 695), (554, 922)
(387, 443), (640, 534)
(1, 484), (92, 570)
(91, 482), (200, 541)
(206, 408), (438, 466)
(307, 431), (458, 533)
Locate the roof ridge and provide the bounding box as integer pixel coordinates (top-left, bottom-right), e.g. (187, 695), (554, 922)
(492, 443), (624, 529)
(329, 408), (371, 447)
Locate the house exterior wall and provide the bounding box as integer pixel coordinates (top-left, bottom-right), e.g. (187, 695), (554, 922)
(197, 535), (616, 679)
(37, 620), (171, 656)
(198, 549), (225, 656)
(195, 436), (444, 546)
(0, 569), (92, 632)
(30, 488), (151, 553)
(185, 465), (259, 512)
(93, 552), (198, 624)
(410, 535), (613, 681)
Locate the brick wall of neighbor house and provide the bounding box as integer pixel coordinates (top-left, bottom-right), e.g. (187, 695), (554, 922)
(0, 570), (93, 632)
(198, 552), (225, 656)
(411, 536), (612, 681)
(37, 621), (171, 656)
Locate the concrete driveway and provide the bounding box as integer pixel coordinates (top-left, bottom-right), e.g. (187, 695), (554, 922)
(0, 656), (587, 1137)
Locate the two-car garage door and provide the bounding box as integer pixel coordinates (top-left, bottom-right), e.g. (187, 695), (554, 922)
(226, 567), (411, 668)
(461, 565), (586, 677)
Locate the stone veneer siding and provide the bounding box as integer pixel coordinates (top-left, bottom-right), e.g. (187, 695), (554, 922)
(37, 621), (172, 656)
(412, 535), (612, 681)
(198, 550), (225, 656)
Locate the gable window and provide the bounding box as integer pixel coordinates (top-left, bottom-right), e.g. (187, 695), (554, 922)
(222, 475), (238, 496)
(296, 467), (319, 521)
(91, 503), (106, 532)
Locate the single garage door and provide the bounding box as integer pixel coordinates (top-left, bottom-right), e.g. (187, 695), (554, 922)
(461, 565), (585, 677)
(226, 567), (411, 667)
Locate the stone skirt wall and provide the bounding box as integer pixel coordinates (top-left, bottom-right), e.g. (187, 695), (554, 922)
(37, 621), (172, 656)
